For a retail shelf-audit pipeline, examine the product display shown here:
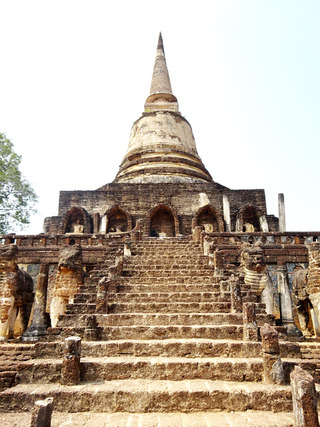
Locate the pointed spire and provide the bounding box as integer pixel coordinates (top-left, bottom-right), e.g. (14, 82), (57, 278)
(114, 34), (213, 184)
(149, 32), (172, 96)
(145, 33), (178, 112)
(157, 32), (164, 52)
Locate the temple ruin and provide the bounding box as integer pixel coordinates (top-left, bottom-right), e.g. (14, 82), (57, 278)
(0, 33), (320, 426)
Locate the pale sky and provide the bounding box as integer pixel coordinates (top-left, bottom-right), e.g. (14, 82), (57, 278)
(1, 1), (319, 233)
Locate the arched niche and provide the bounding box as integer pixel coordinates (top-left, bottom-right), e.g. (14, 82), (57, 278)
(64, 207), (92, 234)
(236, 205), (262, 232)
(149, 204), (179, 237)
(195, 205), (224, 232)
(105, 206), (132, 233)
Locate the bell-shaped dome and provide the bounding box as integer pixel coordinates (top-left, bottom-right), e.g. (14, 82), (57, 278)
(114, 34), (212, 183)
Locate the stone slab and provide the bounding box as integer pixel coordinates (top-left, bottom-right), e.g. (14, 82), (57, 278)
(0, 410), (304, 427)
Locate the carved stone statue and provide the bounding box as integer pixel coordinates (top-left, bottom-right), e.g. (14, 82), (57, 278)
(240, 245), (274, 315)
(292, 243), (320, 337)
(307, 243), (320, 300)
(50, 246), (83, 328)
(203, 223), (214, 233)
(72, 219), (84, 234)
(243, 223), (255, 233)
(0, 245), (34, 341)
(292, 266), (312, 337)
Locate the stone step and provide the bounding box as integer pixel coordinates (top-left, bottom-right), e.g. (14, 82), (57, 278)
(107, 302), (236, 314)
(0, 344), (34, 358)
(0, 371), (16, 391)
(16, 356), (316, 384)
(73, 294), (96, 304)
(51, 324), (287, 342)
(108, 291), (258, 303)
(17, 357), (264, 383)
(124, 260), (209, 267)
(17, 356), (317, 385)
(78, 285), (98, 293)
(128, 251), (206, 257)
(122, 270), (212, 277)
(131, 251), (204, 256)
(107, 302), (266, 314)
(300, 343), (320, 359)
(133, 241), (195, 247)
(132, 247), (201, 253)
(120, 276), (218, 284)
(59, 312), (274, 327)
(0, 410), (302, 427)
(116, 283), (230, 292)
(65, 303), (96, 315)
(0, 343), (36, 391)
(49, 325), (243, 341)
(130, 254), (205, 259)
(123, 265), (211, 272)
(34, 339), (302, 360)
(0, 380), (295, 413)
(129, 247), (204, 252)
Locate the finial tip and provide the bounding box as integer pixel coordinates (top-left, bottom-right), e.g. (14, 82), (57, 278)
(157, 32), (164, 52)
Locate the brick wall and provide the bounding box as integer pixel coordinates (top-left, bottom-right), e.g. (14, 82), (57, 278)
(44, 182), (271, 235)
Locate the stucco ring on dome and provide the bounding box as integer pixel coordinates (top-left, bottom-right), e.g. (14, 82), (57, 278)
(145, 92), (178, 104)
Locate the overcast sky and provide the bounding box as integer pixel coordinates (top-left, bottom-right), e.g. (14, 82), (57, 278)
(1, 1), (319, 233)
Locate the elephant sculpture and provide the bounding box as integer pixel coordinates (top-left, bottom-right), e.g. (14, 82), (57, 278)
(0, 245), (34, 341)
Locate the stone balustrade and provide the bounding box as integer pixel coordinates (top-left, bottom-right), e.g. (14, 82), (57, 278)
(0, 221), (142, 265)
(1, 230), (318, 250)
(0, 218), (142, 248)
(200, 231), (320, 247)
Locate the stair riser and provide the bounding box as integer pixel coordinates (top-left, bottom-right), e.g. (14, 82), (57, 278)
(123, 265), (210, 270)
(117, 284), (229, 291)
(51, 324), (287, 341)
(123, 272), (214, 278)
(67, 305), (265, 315)
(108, 303), (232, 314)
(34, 341), (266, 359)
(72, 296), (96, 304)
(17, 360), (263, 383)
(32, 340), (302, 359)
(121, 280), (217, 285)
(0, 372), (16, 391)
(105, 326), (242, 340)
(108, 292), (258, 303)
(77, 286), (97, 293)
(49, 325), (245, 341)
(59, 313), (272, 327)
(65, 305), (96, 315)
(0, 387), (293, 413)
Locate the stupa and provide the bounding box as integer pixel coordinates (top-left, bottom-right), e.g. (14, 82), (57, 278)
(0, 33), (320, 426)
(44, 33), (278, 237)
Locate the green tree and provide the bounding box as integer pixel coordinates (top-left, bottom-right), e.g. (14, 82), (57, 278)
(0, 133), (37, 234)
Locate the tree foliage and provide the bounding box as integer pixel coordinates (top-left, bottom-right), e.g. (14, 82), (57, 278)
(0, 133), (37, 234)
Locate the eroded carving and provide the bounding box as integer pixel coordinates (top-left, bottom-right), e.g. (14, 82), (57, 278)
(292, 266), (311, 337)
(292, 243), (320, 337)
(0, 245), (33, 341)
(240, 245), (274, 314)
(72, 220), (84, 234)
(50, 246), (83, 328)
(243, 223), (255, 233)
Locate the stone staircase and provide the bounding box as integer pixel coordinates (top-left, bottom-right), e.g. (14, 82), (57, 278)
(1, 237), (320, 425)
(0, 344), (34, 391)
